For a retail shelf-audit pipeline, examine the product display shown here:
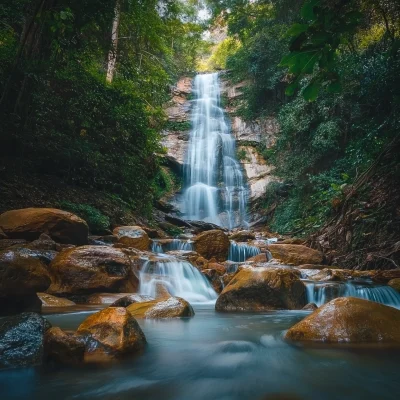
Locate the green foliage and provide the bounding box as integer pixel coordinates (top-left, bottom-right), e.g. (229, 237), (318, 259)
(59, 201), (110, 233)
(152, 166), (181, 200)
(164, 121), (192, 131)
(236, 148), (248, 161)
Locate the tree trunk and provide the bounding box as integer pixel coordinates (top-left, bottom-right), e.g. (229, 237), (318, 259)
(106, 0), (121, 83)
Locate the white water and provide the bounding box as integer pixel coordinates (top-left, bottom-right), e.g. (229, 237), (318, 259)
(305, 280), (400, 308)
(228, 241), (261, 262)
(182, 73), (248, 229)
(139, 255), (217, 303)
(151, 239), (194, 254)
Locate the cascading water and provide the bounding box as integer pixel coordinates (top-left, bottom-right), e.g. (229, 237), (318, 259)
(305, 280), (400, 308)
(182, 73), (247, 229)
(139, 255), (217, 303)
(151, 239), (193, 254)
(228, 241), (261, 262)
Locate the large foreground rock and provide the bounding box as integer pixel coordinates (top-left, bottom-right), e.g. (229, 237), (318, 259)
(194, 230), (230, 261)
(215, 268), (307, 312)
(77, 307), (146, 360)
(285, 297), (400, 344)
(0, 208), (88, 245)
(0, 312), (49, 369)
(127, 296), (194, 318)
(268, 244), (323, 265)
(0, 249), (51, 315)
(48, 245), (138, 295)
(113, 226), (150, 250)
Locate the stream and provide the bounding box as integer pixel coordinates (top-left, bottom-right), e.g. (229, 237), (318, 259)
(1, 303), (399, 400)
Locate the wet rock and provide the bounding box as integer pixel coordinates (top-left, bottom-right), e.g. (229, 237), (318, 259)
(113, 226), (150, 251)
(202, 269), (223, 293)
(268, 244), (323, 266)
(165, 214), (192, 228)
(222, 272), (236, 287)
(229, 230), (255, 242)
(127, 296), (195, 319)
(302, 303), (318, 311)
(26, 233), (57, 250)
(44, 327), (85, 365)
(84, 293), (135, 305)
(280, 238), (305, 245)
(48, 245), (138, 295)
(247, 253), (269, 263)
(388, 278), (400, 293)
(0, 208), (89, 244)
(215, 267), (307, 312)
(189, 220), (226, 232)
(371, 270), (400, 284)
(194, 230), (230, 261)
(10, 247), (58, 266)
(0, 312), (50, 369)
(285, 297), (400, 345)
(110, 294), (154, 307)
(0, 239), (27, 251)
(38, 293), (76, 307)
(297, 264), (338, 270)
(0, 249), (51, 315)
(77, 307), (146, 360)
(312, 268), (354, 282)
(0, 228), (7, 239)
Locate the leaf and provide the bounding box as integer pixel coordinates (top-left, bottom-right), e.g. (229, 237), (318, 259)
(303, 80), (321, 101)
(301, 0), (319, 21)
(327, 80), (342, 93)
(285, 81), (299, 96)
(286, 23), (309, 37)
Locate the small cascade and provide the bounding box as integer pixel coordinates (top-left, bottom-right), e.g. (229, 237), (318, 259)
(151, 239), (194, 254)
(139, 255), (217, 303)
(228, 241), (261, 262)
(305, 280), (400, 308)
(181, 72), (248, 229)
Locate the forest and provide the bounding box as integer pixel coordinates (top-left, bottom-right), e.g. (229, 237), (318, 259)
(0, 1), (400, 399)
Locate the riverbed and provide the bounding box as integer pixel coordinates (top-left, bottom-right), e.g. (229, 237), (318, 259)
(1, 303), (399, 400)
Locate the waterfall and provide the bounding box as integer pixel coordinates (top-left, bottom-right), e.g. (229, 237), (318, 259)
(151, 239), (193, 254)
(182, 73), (248, 229)
(228, 241), (261, 262)
(139, 255), (217, 303)
(305, 280), (400, 308)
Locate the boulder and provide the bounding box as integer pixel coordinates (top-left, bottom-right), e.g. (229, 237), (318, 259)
(297, 264), (341, 270)
(84, 293), (134, 305)
(110, 294), (154, 307)
(388, 278), (400, 293)
(113, 226), (150, 250)
(280, 238), (305, 245)
(302, 303), (318, 311)
(371, 270), (400, 283)
(26, 233), (57, 250)
(0, 249), (51, 315)
(0, 239), (27, 251)
(247, 253), (269, 263)
(0, 228), (7, 239)
(285, 297), (400, 344)
(77, 307), (146, 360)
(38, 293), (76, 307)
(127, 296), (194, 319)
(229, 230), (255, 242)
(0, 312), (50, 369)
(0, 208), (88, 244)
(222, 272), (236, 287)
(48, 245), (138, 295)
(44, 327), (85, 364)
(202, 269), (223, 293)
(194, 230), (230, 261)
(268, 244), (323, 265)
(215, 267), (307, 312)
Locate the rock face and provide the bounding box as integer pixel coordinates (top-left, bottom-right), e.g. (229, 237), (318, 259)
(48, 245), (138, 295)
(0, 208), (89, 244)
(77, 307), (146, 360)
(215, 268), (307, 312)
(38, 293), (76, 307)
(0, 249), (51, 315)
(127, 296), (195, 319)
(194, 230), (230, 261)
(0, 312), (49, 369)
(285, 297), (400, 344)
(113, 226), (150, 251)
(44, 327), (85, 364)
(268, 244), (323, 265)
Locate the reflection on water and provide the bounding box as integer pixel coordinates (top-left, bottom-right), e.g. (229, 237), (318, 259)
(1, 304), (399, 400)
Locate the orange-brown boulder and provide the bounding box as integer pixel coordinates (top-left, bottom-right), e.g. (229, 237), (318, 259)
(194, 230), (230, 261)
(285, 297), (400, 344)
(0, 208), (88, 244)
(110, 294), (153, 307)
(247, 253), (269, 263)
(229, 230), (255, 242)
(268, 244), (323, 265)
(127, 296), (194, 319)
(202, 269), (223, 293)
(388, 278), (400, 293)
(44, 327), (85, 364)
(215, 267), (307, 312)
(47, 245), (138, 295)
(113, 226), (150, 250)
(77, 307), (146, 360)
